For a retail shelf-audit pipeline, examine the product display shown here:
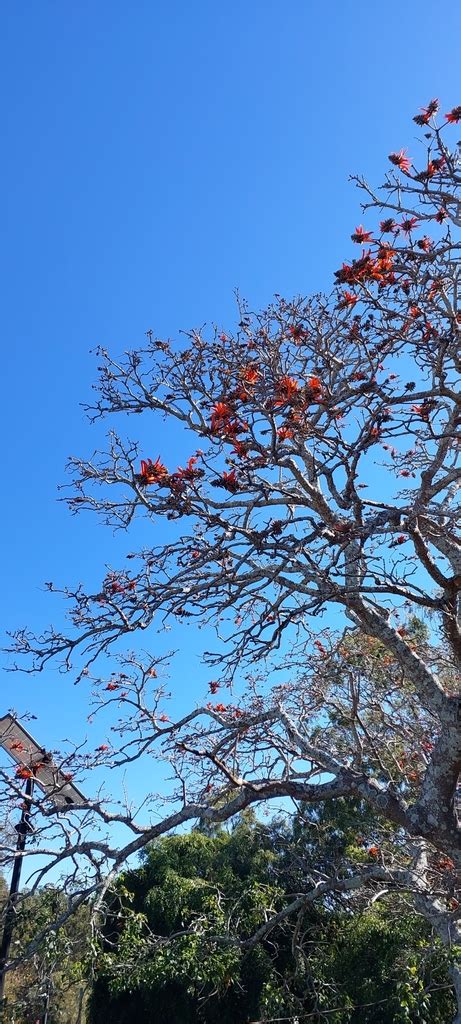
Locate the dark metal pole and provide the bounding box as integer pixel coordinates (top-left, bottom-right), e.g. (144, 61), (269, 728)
(0, 775), (34, 1004)
(42, 979), (51, 1024)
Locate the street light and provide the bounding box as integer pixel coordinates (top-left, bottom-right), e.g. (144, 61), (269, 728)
(0, 714), (87, 1007)
(0, 715), (86, 808)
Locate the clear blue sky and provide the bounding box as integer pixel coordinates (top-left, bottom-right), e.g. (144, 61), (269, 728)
(1, 0), (461, 784)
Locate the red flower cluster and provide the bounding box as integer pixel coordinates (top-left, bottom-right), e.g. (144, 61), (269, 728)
(335, 247), (395, 288)
(307, 376), (322, 395)
(241, 365), (260, 386)
(232, 439), (249, 459)
(210, 401), (247, 439)
(380, 218), (399, 234)
(169, 456), (204, 494)
(277, 425), (294, 441)
(446, 106), (461, 124)
(289, 324), (307, 343)
(275, 375), (299, 403)
(108, 579), (125, 594)
(400, 217), (418, 235)
(138, 457), (168, 485)
(175, 456), (202, 483)
(388, 150), (412, 173)
(211, 401), (233, 432)
(423, 156), (445, 179)
(214, 469), (240, 493)
(413, 98), (439, 126)
(411, 402), (433, 421)
(139, 453), (205, 497)
(351, 225), (373, 244)
(339, 290), (358, 309)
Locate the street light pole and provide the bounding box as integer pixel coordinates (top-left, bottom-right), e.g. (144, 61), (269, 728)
(0, 774), (34, 1003)
(0, 714), (87, 1017)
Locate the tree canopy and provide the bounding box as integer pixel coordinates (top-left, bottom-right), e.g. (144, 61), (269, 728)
(3, 98), (461, 1019)
(91, 810), (454, 1023)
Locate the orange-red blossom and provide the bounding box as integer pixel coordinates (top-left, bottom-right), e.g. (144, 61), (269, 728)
(351, 225), (373, 244)
(388, 149), (412, 173)
(446, 106), (461, 123)
(139, 457), (168, 485)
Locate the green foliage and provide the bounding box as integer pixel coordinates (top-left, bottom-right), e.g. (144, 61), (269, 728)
(315, 912), (453, 1023)
(1, 888), (90, 1024)
(90, 809), (454, 1023)
(91, 818), (284, 1023)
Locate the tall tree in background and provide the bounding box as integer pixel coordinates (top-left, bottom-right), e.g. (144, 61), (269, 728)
(90, 812), (454, 1023)
(0, 885), (89, 1023)
(4, 99), (461, 1019)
